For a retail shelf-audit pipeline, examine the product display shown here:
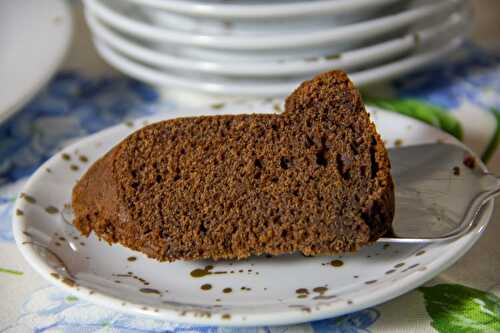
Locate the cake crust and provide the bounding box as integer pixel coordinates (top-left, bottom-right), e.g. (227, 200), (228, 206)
(72, 71), (394, 261)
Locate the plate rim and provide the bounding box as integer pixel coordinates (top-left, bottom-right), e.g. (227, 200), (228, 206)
(91, 35), (464, 96)
(85, 0), (460, 50)
(85, 10), (466, 77)
(121, 0), (403, 19)
(12, 107), (494, 327)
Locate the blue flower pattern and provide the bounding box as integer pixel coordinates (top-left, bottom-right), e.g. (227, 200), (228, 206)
(393, 45), (500, 111)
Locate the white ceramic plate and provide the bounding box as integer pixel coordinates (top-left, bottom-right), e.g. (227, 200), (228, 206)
(13, 104), (493, 326)
(84, 0), (461, 50)
(86, 10), (466, 77)
(92, 35), (464, 97)
(123, 0), (403, 19)
(0, 0), (73, 124)
(137, 4), (401, 36)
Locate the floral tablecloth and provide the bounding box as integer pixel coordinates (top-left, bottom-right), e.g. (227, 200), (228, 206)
(1, 47), (499, 332)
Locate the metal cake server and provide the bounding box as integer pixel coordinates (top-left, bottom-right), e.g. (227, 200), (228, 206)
(379, 143), (499, 243)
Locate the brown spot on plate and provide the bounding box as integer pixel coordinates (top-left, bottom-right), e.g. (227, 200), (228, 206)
(463, 156), (476, 169)
(45, 206), (59, 214)
(296, 288), (309, 294)
(415, 250), (425, 256)
(394, 139), (403, 147)
(288, 305), (311, 313)
(211, 103), (225, 110)
(402, 263), (420, 272)
(140, 288), (161, 295)
(222, 287), (232, 294)
(394, 262), (405, 268)
(385, 269), (396, 274)
(201, 284), (212, 291)
(16, 209), (24, 216)
(313, 286), (328, 294)
(330, 259), (343, 267)
(365, 280), (377, 285)
(62, 277), (76, 287)
(221, 314), (231, 320)
(127, 256), (137, 262)
(21, 193), (36, 204)
(79, 155), (89, 163)
(62, 153), (71, 161)
(190, 265), (214, 278)
(70, 164), (79, 171)
(453, 166), (460, 176)
(50, 272), (60, 279)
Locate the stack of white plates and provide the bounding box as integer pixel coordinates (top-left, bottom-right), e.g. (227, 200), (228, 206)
(84, 0), (469, 98)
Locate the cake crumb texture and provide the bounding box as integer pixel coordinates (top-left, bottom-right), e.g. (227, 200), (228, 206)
(72, 71), (394, 261)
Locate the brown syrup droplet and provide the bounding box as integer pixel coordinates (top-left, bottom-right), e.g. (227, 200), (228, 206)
(16, 209), (24, 216)
(313, 286), (328, 294)
(222, 287), (232, 294)
(201, 284), (212, 291)
(62, 277), (76, 287)
(62, 153), (71, 161)
(140, 288), (161, 295)
(295, 288), (309, 294)
(330, 259), (344, 267)
(45, 206), (59, 214)
(415, 250), (425, 256)
(190, 265), (214, 278)
(221, 314), (231, 320)
(21, 193), (36, 204)
(79, 155), (89, 163)
(127, 256), (137, 262)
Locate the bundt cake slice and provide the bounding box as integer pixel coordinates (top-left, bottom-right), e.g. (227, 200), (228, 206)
(72, 70), (394, 261)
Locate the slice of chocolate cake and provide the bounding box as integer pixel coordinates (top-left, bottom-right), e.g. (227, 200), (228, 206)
(72, 71), (394, 261)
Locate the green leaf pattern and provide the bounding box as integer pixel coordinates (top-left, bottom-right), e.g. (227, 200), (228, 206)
(366, 98), (464, 140)
(481, 108), (500, 162)
(420, 284), (500, 333)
